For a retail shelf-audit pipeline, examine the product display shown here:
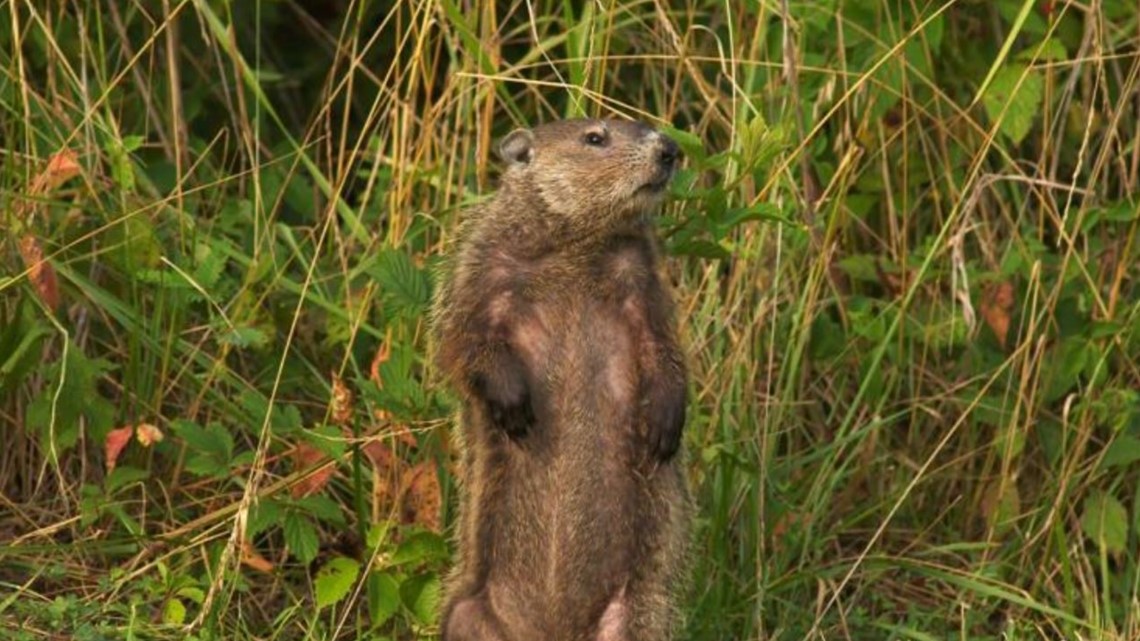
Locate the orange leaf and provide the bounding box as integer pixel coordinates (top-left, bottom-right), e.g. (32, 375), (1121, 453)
(362, 439), (395, 469)
(135, 423), (164, 446)
(404, 461), (442, 531)
(363, 438), (441, 531)
(370, 338), (392, 424)
(18, 235), (60, 311)
(104, 426), (134, 472)
(369, 337), (391, 386)
(291, 442), (333, 498)
(43, 149), (81, 191)
(770, 511), (810, 555)
(981, 281), (1015, 348)
(240, 538), (275, 573)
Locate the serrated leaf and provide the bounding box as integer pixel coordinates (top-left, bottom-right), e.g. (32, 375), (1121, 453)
(28, 344), (117, 456)
(370, 249), (432, 319)
(1100, 435), (1140, 470)
(104, 466), (149, 494)
(716, 203), (796, 232)
(283, 512), (320, 564)
(366, 522), (392, 551)
(1045, 337), (1092, 402)
(399, 572), (441, 626)
(295, 495), (346, 526)
(1101, 200), (1139, 223)
(192, 240), (227, 291)
(218, 326), (269, 349)
(658, 126), (704, 163)
(248, 499), (282, 538)
(1017, 37), (1068, 62)
(105, 136), (138, 191)
(982, 64), (1044, 145)
(368, 571), (401, 627)
(121, 135), (145, 153)
(390, 531), (449, 566)
(299, 423), (347, 457)
(174, 420), (235, 478)
(1079, 491), (1128, 556)
(973, 0), (1037, 105)
(314, 556), (361, 609)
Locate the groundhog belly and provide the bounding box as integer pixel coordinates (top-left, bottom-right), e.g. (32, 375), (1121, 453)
(489, 300), (645, 635)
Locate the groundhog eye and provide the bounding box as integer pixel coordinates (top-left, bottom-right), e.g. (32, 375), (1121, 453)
(583, 131), (606, 147)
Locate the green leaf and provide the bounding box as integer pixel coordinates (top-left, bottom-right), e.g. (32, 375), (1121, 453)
(368, 571), (401, 627)
(1044, 337), (1091, 402)
(1079, 491), (1128, 556)
(283, 511), (320, 564)
(399, 572), (441, 626)
(299, 423), (346, 457)
(27, 344), (117, 456)
(121, 134), (145, 152)
(162, 598), (186, 625)
(295, 495), (346, 526)
(248, 500), (282, 538)
(370, 249), (432, 319)
(314, 556), (361, 610)
(104, 135), (139, 192)
(173, 420), (235, 478)
(218, 326), (269, 349)
(1100, 435), (1140, 470)
(1101, 200), (1139, 223)
(390, 531), (449, 567)
(973, 0), (1036, 104)
(0, 317), (51, 390)
(366, 521), (394, 553)
(716, 203), (797, 232)
(104, 466), (149, 494)
(669, 239), (730, 260)
(738, 115), (788, 174)
(1016, 37), (1068, 62)
(982, 64), (1044, 144)
(658, 126), (705, 163)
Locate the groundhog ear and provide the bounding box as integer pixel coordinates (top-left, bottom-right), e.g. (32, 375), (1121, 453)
(498, 129), (535, 167)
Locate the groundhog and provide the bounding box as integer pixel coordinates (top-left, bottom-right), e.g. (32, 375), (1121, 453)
(432, 118), (691, 641)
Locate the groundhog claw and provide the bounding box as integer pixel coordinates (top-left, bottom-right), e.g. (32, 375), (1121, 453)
(644, 381), (685, 460)
(471, 366), (536, 438)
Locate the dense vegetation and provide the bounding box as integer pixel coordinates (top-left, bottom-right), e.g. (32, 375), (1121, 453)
(3, 1), (1140, 639)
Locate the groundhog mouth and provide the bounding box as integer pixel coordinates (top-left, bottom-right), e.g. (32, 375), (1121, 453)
(640, 170), (674, 194)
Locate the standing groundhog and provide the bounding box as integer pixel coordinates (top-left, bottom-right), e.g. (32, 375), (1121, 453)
(432, 118), (691, 641)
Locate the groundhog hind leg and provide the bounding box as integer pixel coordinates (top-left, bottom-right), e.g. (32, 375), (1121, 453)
(442, 595), (511, 641)
(595, 586), (630, 641)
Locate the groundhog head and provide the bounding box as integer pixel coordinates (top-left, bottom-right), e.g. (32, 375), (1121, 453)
(496, 118), (682, 230)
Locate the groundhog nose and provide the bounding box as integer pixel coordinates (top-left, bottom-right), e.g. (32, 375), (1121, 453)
(658, 137), (681, 167)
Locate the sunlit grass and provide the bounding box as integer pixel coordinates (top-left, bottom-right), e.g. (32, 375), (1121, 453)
(2, 1), (1140, 640)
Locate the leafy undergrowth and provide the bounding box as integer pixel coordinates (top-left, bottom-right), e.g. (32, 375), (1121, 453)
(3, 1), (1140, 640)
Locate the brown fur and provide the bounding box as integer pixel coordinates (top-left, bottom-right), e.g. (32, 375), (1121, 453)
(432, 118), (691, 641)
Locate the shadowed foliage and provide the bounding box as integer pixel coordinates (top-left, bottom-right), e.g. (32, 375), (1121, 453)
(2, 1), (1140, 639)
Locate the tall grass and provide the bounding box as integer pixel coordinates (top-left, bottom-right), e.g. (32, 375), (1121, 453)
(2, 1), (1140, 639)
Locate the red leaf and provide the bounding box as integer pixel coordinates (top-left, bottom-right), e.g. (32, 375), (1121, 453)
(291, 442), (333, 498)
(981, 281), (1015, 348)
(18, 235), (60, 311)
(104, 426), (134, 472)
(240, 538), (275, 573)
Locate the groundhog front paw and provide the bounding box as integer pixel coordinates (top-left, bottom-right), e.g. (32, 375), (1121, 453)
(470, 366), (536, 438)
(643, 380), (686, 460)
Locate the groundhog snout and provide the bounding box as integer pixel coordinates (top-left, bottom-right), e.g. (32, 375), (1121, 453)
(656, 136), (681, 169)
